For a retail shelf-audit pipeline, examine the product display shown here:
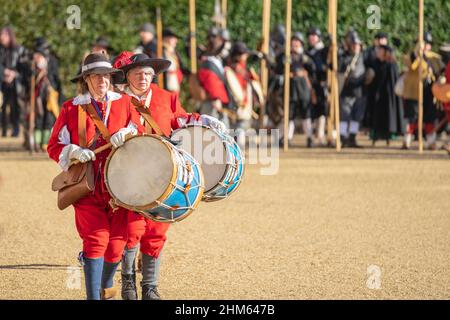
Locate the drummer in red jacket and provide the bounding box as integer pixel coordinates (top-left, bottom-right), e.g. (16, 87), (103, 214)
(112, 51), (226, 300)
(47, 53), (144, 300)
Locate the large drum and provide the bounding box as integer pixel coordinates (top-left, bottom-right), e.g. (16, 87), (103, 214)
(104, 135), (204, 223)
(171, 125), (244, 202)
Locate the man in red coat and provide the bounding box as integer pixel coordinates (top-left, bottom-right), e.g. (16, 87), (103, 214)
(112, 51), (226, 300)
(197, 27), (233, 129)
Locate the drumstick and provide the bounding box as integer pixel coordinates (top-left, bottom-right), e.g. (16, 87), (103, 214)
(69, 142), (112, 166)
(221, 108), (237, 121)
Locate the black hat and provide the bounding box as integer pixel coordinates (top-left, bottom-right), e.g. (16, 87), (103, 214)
(307, 27), (321, 37)
(34, 46), (48, 57)
(71, 53), (122, 83)
(163, 28), (179, 38)
(140, 23), (156, 34)
(92, 36), (112, 50)
(208, 27), (220, 38)
(230, 41), (250, 57)
(378, 44), (393, 53)
(112, 52), (171, 84)
(220, 28), (230, 41)
(374, 32), (388, 39)
(34, 37), (50, 50)
(347, 31), (362, 45)
(292, 32), (305, 43)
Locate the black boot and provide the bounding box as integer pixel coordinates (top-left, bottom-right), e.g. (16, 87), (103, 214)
(348, 134), (363, 148)
(340, 135), (348, 148)
(121, 273), (137, 300)
(142, 284), (161, 300)
(307, 137), (313, 148)
(11, 126), (19, 137)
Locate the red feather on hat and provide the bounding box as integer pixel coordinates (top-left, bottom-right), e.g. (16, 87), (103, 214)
(113, 51), (134, 69)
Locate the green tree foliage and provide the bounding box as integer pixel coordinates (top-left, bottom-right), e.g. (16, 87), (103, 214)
(1, 0), (449, 100)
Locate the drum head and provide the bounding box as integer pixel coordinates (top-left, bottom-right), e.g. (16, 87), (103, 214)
(106, 135), (174, 207)
(171, 126), (227, 192)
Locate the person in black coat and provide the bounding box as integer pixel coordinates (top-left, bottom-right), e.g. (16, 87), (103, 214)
(0, 26), (29, 137)
(369, 45), (404, 145)
(275, 32), (315, 147)
(339, 31), (366, 148)
(307, 27), (329, 146)
(135, 23), (157, 58)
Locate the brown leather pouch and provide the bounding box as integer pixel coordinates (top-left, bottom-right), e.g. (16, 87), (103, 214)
(52, 162), (94, 210)
(51, 103), (109, 210)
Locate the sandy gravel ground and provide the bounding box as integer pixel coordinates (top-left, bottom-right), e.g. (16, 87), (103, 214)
(0, 134), (449, 300)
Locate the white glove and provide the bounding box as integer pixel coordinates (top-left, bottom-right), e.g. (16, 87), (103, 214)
(199, 114), (227, 133)
(110, 125), (137, 148)
(59, 144), (95, 171)
(69, 146), (96, 163)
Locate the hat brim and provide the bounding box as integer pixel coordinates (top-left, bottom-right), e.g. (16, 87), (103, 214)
(70, 67), (123, 83)
(113, 58), (172, 84)
(163, 31), (179, 38)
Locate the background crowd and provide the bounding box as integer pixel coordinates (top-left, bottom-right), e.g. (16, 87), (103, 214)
(1, 1), (450, 153)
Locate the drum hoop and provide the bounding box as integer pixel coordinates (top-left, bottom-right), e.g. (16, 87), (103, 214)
(173, 124), (231, 193)
(203, 138), (246, 199)
(203, 160), (245, 200)
(104, 134), (178, 211)
(141, 160), (205, 223)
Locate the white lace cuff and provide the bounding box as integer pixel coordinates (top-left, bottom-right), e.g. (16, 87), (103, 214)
(58, 144), (81, 171)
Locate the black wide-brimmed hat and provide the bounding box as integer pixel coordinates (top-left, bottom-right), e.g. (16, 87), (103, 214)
(112, 52), (171, 84)
(92, 36), (113, 51)
(71, 53), (122, 83)
(163, 28), (179, 39)
(230, 41), (250, 57)
(292, 32), (305, 44)
(307, 27), (321, 37)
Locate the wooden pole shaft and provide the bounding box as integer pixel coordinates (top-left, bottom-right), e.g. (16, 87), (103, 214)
(29, 61), (36, 153)
(259, 0), (271, 128)
(221, 0), (227, 29)
(189, 0), (197, 74)
(156, 7), (164, 87)
(326, 0), (334, 144)
(331, 0), (341, 151)
(418, 0), (424, 153)
(283, 0), (292, 152)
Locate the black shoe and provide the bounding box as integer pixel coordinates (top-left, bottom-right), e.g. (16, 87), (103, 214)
(121, 273), (137, 300)
(307, 137), (313, 148)
(142, 285), (161, 300)
(347, 134), (363, 148)
(340, 135), (349, 148)
(279, 139), (293, 148)
(11, 126), (19, 137)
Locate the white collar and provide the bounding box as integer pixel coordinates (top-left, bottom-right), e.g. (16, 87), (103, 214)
(72, 90), (122, 105)
(124, 86), (148, 101)
(313, 41), (325, 51)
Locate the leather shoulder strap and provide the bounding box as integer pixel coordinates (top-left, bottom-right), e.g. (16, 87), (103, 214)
(83, 103), (111, 142)
(131, 98), (165, 136)
(78, 106), (87, 148)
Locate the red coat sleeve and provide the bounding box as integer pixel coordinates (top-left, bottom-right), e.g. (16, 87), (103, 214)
(198, 68), (229, 104)
(47, 103), (69, 163)
(169, 92), (201, 130)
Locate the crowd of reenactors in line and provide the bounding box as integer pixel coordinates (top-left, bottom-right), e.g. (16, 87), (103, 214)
(1, 23), (450, 152)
